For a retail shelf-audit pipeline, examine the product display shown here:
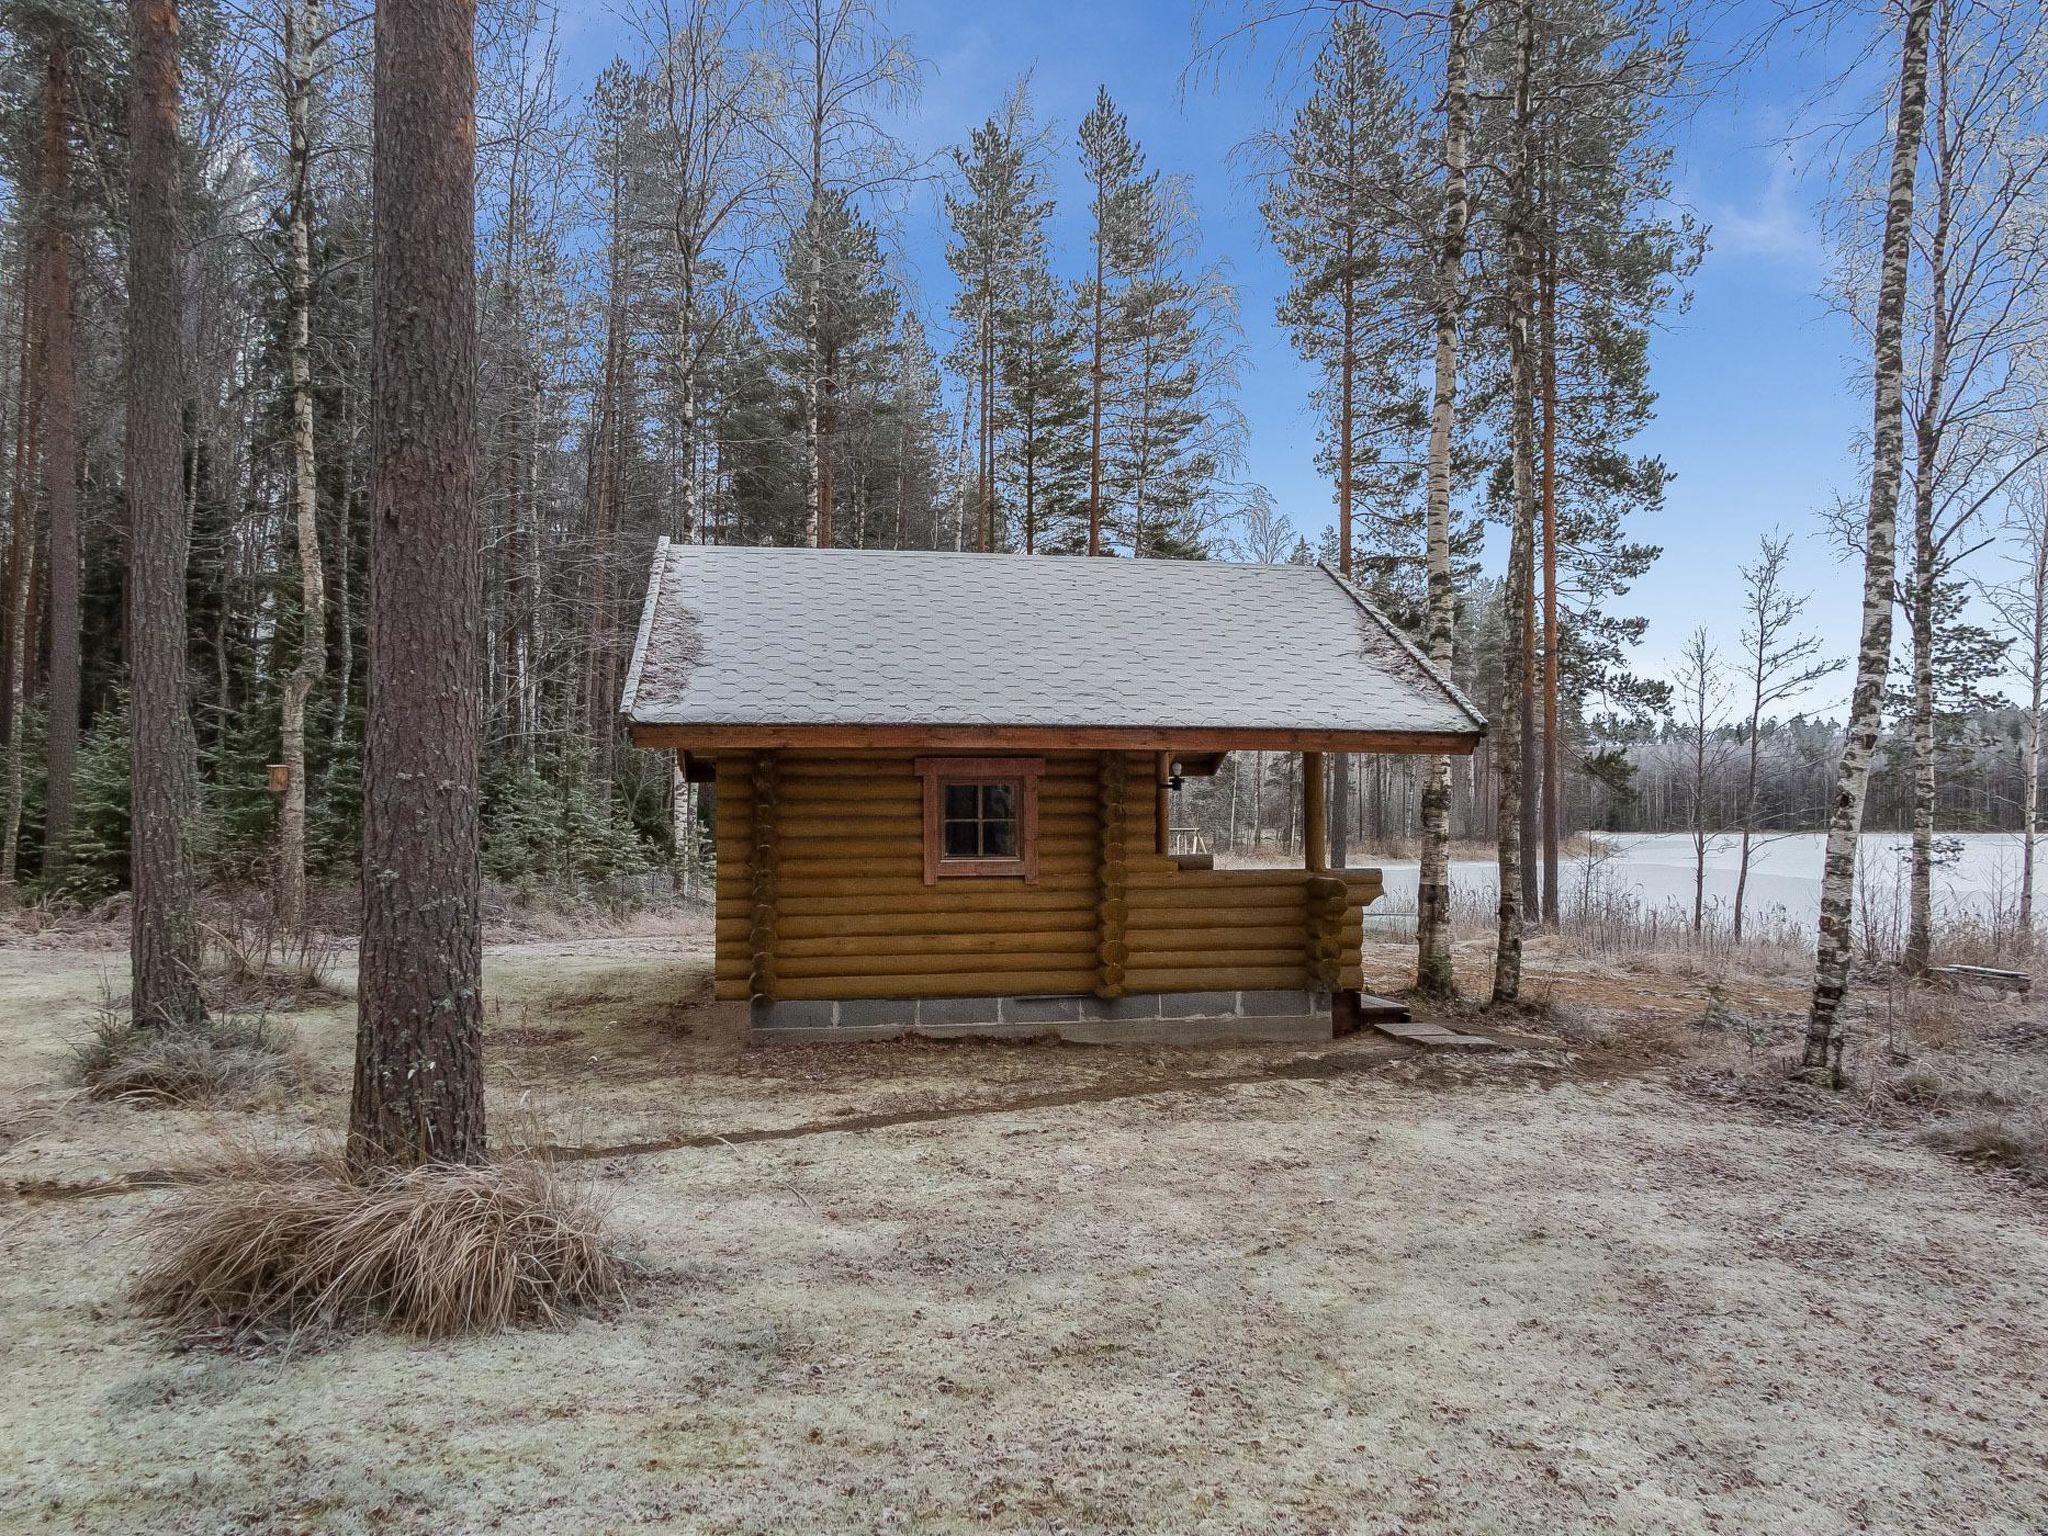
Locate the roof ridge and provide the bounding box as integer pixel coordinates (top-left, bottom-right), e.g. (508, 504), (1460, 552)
(1315, 562), (1490, 735)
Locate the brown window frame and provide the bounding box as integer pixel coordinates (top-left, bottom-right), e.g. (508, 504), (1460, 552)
(914, 756), (1043, 885)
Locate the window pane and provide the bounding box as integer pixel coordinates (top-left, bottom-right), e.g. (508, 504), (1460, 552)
(981, 783), (1016, 819)
(943, 819), (980, 858)
(942, 783), (978, 819)
(984, 818), (1017, 858)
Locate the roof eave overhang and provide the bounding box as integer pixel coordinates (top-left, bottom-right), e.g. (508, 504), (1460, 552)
(627, 722), (1484, 756)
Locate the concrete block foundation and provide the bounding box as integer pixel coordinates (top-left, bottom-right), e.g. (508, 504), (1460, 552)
(749, 989), (1335, 1046)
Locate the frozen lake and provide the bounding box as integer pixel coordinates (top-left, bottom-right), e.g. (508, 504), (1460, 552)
(1363, 832), (2039, 936)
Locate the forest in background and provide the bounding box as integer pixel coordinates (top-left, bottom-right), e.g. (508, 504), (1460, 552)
(0, 0), (2043, 983)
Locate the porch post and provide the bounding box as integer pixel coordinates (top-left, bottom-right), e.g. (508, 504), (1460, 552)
(1303, 751), (1327, 872)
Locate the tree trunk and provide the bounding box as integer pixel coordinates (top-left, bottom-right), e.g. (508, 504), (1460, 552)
(1806, 0), (1935, 1067)
(1539, 232), (1560, 925)
(2024, 656), (2041, 957)
(1087, 207), (1106, 557)
(2022, 515), (2046, 957)
(1416, 0), (1469, 1000)
(39, 30), (80, 882)
(126, 0), (206, 1028)
(350, 0), (486, 1168)
(276, 0), (325, 935)
(1492, 0), (1536, 1007)
(0, 202), (43, 892)
(1332, 244), (1355, 874)
(1905, 506), (1936, 974)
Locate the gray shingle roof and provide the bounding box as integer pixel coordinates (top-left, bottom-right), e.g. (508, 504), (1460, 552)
(621, 541), (1486, 744)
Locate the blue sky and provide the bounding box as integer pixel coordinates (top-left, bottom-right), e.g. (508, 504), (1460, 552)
(552, 0), (1915, 718)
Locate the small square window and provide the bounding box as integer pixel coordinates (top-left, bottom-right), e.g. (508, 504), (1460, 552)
(915, 757), (1044, 884)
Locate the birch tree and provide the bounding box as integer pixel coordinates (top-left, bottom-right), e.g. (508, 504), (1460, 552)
(1887, 0), (2048, 973)
(1806, 0), (1937, 1069)
(272, 0), (327, 933)
(1492, 0), (1538, 1005)
(1418, 0), (1473, 999)
(1732, 533), (1836, 941)
(1993, 471), (2048, 954)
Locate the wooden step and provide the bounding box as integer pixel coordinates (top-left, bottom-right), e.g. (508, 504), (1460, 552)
(1370, 1017), (1499, 1051)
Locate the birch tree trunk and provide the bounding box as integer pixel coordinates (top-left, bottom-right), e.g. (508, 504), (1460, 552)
(2022, 503), (2047, 956)
(1902, 145), (1954, 977)
(1805, 0), (1936, 1067)
(1416, 0), (1469, 999)
(276, 0), (326, 935)
(126, 0), (207, 1028)
(350, 0), (486, 1168)
(1539, 233), (1560, 926)
(1492, 0), (1536, 1007)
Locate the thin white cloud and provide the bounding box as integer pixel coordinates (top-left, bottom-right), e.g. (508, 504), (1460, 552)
(1698, 146), (1825, 267)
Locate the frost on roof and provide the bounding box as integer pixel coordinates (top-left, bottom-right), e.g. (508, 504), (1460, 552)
(621, 544), (1486, 738)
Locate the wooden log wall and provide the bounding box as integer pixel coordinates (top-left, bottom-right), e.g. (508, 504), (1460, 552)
(1115, 753), (1374, 994)
(711, 748), (1380, 1004)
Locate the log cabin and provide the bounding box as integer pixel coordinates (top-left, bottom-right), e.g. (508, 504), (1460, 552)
(621, 540), (1486, 1044)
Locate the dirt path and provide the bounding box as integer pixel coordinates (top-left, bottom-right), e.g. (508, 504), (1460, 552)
(4, 1037), (1442, 1203)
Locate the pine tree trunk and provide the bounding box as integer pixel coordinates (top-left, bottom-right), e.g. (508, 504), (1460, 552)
(1492, 0), (1536, 1007)
(1416, 0), (1469, 1000)
(350, 0), (485, 1168)
(1806, 0), (1936, 1067)
(1, 157), (44, 893)
(1332, 244), (1355, 874)
(277, 0), (325, 935)
(39, 30), (80, 882)
(1087, 214), (1106, 557)
(126, 0), (206, 1027)
(1, 160), (45, 897)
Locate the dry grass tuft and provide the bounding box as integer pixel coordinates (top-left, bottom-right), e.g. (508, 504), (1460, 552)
(204, 917), (346, 1009)
(71, 1007), (311, 1108)
(1922, 1112), (2048, 1183)
(134, 1149), (628, 1343)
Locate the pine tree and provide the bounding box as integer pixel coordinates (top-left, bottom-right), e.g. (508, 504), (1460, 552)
(997, 264), (1089, 554)
(1101, 181), (1244, 560)
(884, 310), (951, 549)
(351, 0), (487, 1168)
(768, 192), (900, 547)
(126, 0), (207, 1028)
(946, 85), (1050, 552)
(1262, 10), (1426, 867)
(1077, 88), (1155, 557)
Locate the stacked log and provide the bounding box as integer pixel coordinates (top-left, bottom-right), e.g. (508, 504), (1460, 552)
(1097, 753), (1129, 998)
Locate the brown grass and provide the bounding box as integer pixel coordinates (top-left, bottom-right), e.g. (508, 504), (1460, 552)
(133, 1148), (628, 1343)
(1922, 1112), (2048, 1183)
(71, 1010), (312, 1107)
